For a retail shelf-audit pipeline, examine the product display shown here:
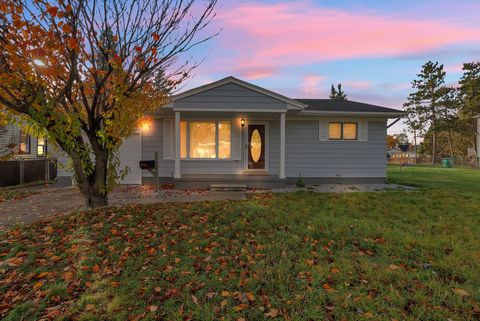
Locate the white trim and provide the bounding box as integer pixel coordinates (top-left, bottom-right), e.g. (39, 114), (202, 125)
(172, 108), (288, 113)
(279, 113), (285, 179)
(244, 121), (269, 173)
(170, 76), (306, 109)
(299, 110), (405, 118)
(174, 112), (181, 179)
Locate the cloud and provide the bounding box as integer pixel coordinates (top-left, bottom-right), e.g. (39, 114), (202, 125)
(216, 1), (480, 73)
(343, 80), (371, 90)
(301, 74), (326, 96)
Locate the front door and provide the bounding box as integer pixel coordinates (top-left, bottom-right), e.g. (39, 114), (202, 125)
(247, 124), (266, 171)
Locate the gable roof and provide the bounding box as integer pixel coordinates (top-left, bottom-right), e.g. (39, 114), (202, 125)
(296, 99), (404, 115)
(171, 76), (306, 109)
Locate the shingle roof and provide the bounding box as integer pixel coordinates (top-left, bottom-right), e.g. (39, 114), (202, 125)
(295, 99), (403, 114)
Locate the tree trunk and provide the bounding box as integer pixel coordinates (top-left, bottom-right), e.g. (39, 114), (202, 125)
(68, 144), (109, 208)
(447, 129), (454, 159)
(414, 129), (418, 164)
(432, 127), (436, 165)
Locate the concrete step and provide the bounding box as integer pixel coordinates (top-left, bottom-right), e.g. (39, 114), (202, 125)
(210, 184), (247, 192)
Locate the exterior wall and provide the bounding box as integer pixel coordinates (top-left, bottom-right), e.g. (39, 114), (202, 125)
(174, 83), (287, 110)
(141, 115), (281, 178)
(285, 119), (387, 179)
(0, 124), (19, 157)
(0, 124), (39, 159)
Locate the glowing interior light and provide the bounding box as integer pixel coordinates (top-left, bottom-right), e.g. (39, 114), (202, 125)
(33, 59), (46, 67)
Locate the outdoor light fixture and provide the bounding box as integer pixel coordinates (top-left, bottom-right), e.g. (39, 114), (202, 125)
(139, 117), (152, 132)
(33, 59), (46, 67)
(241, 118), (245, 127)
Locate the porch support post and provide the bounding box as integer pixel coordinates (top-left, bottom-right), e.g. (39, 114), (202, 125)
(280, 112), (286, 179)
(174, 111), (181, 179)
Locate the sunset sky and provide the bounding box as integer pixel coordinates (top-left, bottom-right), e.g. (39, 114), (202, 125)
(183, 0), (480, 135)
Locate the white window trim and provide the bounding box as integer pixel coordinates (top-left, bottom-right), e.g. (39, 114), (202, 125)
(181, 120), (233, 160)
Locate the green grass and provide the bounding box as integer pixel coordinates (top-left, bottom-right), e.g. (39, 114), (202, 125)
(1, 166), (480, 320)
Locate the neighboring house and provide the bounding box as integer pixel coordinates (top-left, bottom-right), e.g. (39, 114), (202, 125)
(56, 76), (405, 188)
(0, 123), (48, 159)
(387, 146), (416, 164)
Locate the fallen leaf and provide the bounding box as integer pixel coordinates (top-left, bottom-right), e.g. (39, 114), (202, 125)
(246, 292), (255, 301)
(92, 265), (100, 273)
(85, 281), (93, 288)
(388, 264), (401, 270)
(33, 280), (45, 290)
(265, 308), (279, 318)
(220, 299), (228, 309)
(37, 272), (50, 278)
(111, 281), (121, 287)
(174, 258), (181, 263)
(331, 268), (340, 274)
(85, 304), (95, 311)
(221, 291), (229, 297)
(191, 295), (199, 305)
(148, 305), (158, 312)
(453, 288), (470, 297)
(63, 271), (74, 281)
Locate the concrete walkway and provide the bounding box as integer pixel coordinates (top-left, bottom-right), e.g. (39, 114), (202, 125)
(0, 185), (246, 226)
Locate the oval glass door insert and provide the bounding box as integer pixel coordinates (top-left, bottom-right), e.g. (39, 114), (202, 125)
(250, 129), (262, 163)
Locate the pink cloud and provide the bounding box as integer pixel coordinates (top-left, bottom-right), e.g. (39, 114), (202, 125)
(301, 74), (326, 96)
(343, 80), (371, 90)
(217, 1), (480, 72)
(240, 68), (276, 80)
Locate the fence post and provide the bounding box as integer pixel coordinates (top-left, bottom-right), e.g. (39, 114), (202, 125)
(45, 158), (50, 182)
(19, 158), (24, 185)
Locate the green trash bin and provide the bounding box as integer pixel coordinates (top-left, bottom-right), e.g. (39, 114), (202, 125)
(442, 158), (452, 168)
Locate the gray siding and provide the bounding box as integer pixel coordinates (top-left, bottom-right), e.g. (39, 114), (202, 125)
(0, 124), (39, 159)
(285, 120), (387, 178)
(141, 118), (174, 177)
(175, 83), (287, 110)
(0, 124), (19, 157)
(141, 117), (281, 177)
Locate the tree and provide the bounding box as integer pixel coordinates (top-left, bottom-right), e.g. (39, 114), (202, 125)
(403, 61), (452, 164)
(0, 0), (217, 207)
(329, 83), (347, 100)
(458, 62), (480, 165)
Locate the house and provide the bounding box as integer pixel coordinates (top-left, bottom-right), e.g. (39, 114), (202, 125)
(0, 123), (48, 159)
(54, 76), (404, 188)
(387, 146), (417, 164)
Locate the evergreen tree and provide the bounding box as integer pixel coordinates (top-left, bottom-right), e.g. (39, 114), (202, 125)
(404, 61), (451, 164)
(458, 62), (480, 164)
(329, 83), (347, 100)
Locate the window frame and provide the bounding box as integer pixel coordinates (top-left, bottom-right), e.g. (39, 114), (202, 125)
(37, 137), (47, 156)
(180, 120), (233, 160)
(19, 131), (31, 154)
(328, 122), (358, 141)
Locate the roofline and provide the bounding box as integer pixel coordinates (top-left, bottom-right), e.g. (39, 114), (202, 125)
(299, 110), (406, 118)
(170, 76), (306, 109)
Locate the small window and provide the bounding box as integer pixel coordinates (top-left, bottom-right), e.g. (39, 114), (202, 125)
(343, 123), (358, 140)
(328, 123), (342, 140)
(19, 131), (31, 154)
(328, 122), (358, 140)
(37, 137), (47, 156)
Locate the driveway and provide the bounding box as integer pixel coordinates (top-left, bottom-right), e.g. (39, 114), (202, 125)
(0, 185), (245, 226)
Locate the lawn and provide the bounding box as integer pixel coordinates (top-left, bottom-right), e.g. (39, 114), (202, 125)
(1, 167), (479, 321)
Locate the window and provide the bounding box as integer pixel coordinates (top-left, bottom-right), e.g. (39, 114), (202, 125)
(328, 122), (358, 140)
(37, 137), (47, 156)
(19, 131), (30, 154)
(189, 122), (216, 158)
(328, 123), (342, 140)
(180, 120), (232, 159)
